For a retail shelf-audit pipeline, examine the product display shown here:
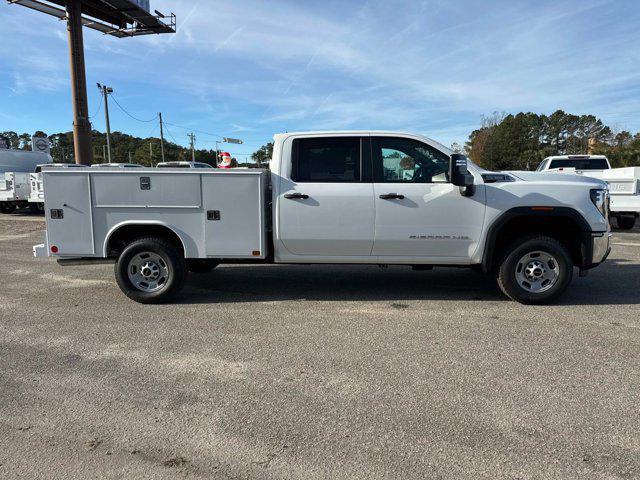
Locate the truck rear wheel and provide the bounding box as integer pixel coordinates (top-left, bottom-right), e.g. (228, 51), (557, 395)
(115, 237), (187, 304)
(616, 215), (636, 230)
(496, 236), (573, 305)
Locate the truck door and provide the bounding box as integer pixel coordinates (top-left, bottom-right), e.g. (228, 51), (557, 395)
(278, 136), (375, 257)
(371, 136), (485, 259)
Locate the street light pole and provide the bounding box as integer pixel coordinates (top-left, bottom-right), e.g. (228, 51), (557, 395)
(97, 83), (113, 163)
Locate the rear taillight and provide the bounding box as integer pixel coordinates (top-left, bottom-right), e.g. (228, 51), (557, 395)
(50, 245), (58, 253)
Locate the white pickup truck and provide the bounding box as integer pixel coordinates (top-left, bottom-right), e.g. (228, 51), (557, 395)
(537, 155), (640, 230)
(34, 131), (611, 305)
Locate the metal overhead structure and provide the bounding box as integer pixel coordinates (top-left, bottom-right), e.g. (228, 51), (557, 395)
(7, 0), (176, 164)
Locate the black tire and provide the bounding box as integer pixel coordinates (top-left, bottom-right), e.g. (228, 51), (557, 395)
(0, 202), (16, 214)
(496, 236), (573, 305)
(616, 215), (636, 230)
(28, 203), (42, 214)
(115, 237), (187, 304)
(187, 259), (219, 273)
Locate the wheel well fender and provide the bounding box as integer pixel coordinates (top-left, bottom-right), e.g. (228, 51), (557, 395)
(104, 221), (191, 257)
(481, 207), (592, 272)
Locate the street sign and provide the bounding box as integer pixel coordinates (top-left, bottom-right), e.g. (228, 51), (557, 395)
(223, 137), (243, 144)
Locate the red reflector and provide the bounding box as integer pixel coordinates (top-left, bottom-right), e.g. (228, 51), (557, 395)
(50, 245), (58, 253)
(531, 207), (554, 211)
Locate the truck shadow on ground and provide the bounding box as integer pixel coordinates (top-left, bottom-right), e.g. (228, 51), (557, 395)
(179, 255), (640, 306)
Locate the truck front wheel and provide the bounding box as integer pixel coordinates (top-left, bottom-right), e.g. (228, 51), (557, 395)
(115, 237), (187, 304)
(496, 236), (573, 305)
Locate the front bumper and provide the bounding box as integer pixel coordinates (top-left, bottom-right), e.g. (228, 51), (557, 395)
(583, 231), (611, 270)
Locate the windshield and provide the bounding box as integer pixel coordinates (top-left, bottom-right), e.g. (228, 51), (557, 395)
(548, 158), (608, 170)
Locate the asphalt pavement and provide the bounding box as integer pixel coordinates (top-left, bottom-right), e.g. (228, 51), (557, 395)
(1, 213), (639, 479)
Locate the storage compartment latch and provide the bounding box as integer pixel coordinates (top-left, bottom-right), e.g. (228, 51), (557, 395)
(140, 177), (151, 190)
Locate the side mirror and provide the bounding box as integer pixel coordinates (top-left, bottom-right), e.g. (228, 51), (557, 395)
(449, 153), (475, 196)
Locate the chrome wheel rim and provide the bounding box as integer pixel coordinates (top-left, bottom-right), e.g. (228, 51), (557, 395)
(127, 251), (169, 293)
(515, 250), (560, 294)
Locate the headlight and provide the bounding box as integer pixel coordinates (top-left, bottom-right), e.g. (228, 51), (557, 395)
(590, 188), (609, 218)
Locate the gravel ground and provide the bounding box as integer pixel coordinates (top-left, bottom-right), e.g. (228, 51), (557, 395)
(1, 212), (639, 479)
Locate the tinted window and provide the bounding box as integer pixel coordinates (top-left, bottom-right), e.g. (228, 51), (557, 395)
(548, 158), (608, 170)
(292, 137), (360, 182)
(372, 137), (449, 183)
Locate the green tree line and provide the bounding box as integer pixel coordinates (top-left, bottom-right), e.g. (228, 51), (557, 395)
(0, 130), (255, 167)
(465, 110), (640, 170)
(4, 110), (639, 171)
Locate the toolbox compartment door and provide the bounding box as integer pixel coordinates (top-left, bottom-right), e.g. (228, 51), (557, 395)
(44, 172), (94, 255)
(92, 173), (201, 208)
(202, 173), (266, 258)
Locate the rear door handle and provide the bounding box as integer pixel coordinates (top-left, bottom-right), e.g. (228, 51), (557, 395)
(379, 193), (405, 200)
(284, 192), (309, 199)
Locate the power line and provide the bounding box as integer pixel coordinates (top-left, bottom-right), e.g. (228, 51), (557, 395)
(88, 96), (102, 120)
(162, 123), (180, 145)
(162, 121), (225, 139)
(110, 94), (158, 123)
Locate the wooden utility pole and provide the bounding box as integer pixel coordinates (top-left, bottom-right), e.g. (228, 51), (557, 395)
(188, 132), (196, 162)
(158, 112), (165, 162)
(98, 84), (113, 162)
(66, 0), (93, 165)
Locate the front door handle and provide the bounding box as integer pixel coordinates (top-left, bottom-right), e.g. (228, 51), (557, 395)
(284, 192), (309, 199)
(379, 193), (405, 200)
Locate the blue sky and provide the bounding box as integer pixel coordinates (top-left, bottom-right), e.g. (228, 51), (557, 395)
(1, 0), (640, 160)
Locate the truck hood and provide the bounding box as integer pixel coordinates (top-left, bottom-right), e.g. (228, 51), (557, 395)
(504, 170), (608, 188)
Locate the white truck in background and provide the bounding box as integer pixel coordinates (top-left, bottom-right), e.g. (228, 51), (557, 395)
(0, 146), (52, 213)
(28, 163), (89, 213)
(34, 131), (611, 305)
(1, 172), (31, 213)
(537, 155), (640, 229)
